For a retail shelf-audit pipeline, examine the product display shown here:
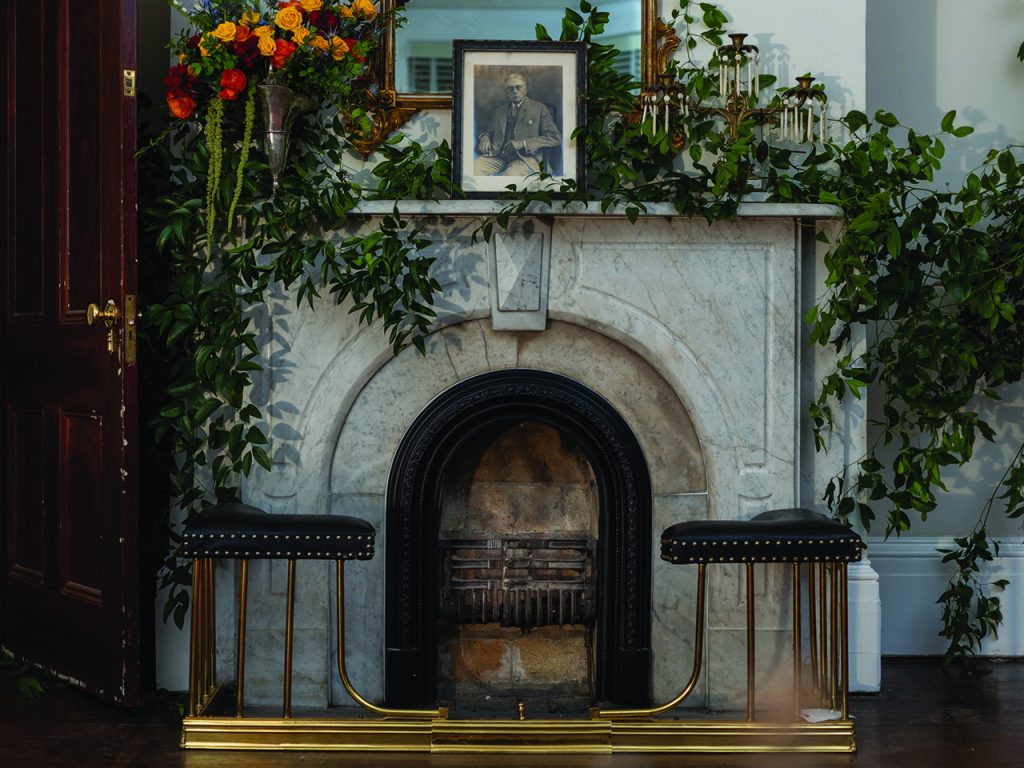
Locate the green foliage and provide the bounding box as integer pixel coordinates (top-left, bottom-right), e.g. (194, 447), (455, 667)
(804, 107), (1024, 659)
(0, 654), (46, 700)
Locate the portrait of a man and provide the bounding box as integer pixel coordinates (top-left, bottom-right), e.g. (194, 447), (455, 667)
(473, 69), (562, 177)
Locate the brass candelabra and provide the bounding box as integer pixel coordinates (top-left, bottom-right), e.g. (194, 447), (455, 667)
(640, 31), (829, 150)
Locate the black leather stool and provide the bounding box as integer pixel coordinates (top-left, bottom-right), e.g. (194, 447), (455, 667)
(181, 502), (445, 719)
(594, 508), (861, 721)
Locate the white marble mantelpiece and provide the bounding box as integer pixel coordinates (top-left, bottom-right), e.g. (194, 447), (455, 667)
(349, 199), (841, 219)
(184, 201), (878, 710)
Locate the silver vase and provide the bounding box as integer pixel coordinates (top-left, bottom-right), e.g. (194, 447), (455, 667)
(256, 83), (316, 190)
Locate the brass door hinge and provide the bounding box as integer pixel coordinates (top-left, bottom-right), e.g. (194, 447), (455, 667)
(123, 69), (136, 97)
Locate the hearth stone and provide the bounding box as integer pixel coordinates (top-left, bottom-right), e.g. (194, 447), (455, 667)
(222, 203), (865, 711)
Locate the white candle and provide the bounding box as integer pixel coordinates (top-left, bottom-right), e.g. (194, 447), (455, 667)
(720, 62), (726, 97)
(781, 107), (787, 140)
(747, 59), (751, 95)
(807, 105), (814, 142)
(641, 94), (649, 125)
(679, 91), (686, 118)
(820, 103), (828, 142)
(735, 53), (741, 97)
(754, 55), (759, 97)
(664, 94), (670, 133)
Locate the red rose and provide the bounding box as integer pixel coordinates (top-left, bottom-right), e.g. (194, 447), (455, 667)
(166, 93), (196, 119)
(271, 38), (297, 68)
(234, 35), (262, 69)
(310, 10), (337, 32)
(343, 37), (365, 63)
(164, 63), (195, 98)
(219, 68), (247, 101)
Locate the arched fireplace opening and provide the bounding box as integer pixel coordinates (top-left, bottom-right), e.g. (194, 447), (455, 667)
(384, 369), (653, 709)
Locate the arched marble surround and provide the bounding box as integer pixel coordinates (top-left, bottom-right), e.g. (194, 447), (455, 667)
(227, 206), (867, 709)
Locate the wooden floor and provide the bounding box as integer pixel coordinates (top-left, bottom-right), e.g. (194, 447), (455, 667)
(1, 658), (1022, 767)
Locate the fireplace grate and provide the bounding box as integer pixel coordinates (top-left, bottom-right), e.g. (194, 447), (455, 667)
(440, 537), (595, 629)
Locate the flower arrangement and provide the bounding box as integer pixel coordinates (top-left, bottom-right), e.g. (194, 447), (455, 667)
(164, 0), (383, 240)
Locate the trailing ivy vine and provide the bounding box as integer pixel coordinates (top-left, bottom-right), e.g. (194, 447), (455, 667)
(142, 0), (1024, 661)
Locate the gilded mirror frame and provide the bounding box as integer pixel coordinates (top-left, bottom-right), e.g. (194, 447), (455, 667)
(352, 0), (664, 156)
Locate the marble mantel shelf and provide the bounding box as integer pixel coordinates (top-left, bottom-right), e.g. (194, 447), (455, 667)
(350, 199), (840, 220)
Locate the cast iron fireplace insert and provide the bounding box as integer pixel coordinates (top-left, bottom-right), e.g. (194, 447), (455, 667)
(383, 369), (653, 708)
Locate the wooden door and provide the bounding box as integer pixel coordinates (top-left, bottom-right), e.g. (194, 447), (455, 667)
(1, 0), (140, 705)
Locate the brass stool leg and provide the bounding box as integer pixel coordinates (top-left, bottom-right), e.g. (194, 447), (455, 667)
(746, 563), (756, 722)
(335, 560), (448, 718)
(840, 562), (850, 719)
(207, 559), (216, 700)
(235, 559), (249, 717)
(830, 563), (839, 711)
(591, 562), (707, 719)
(793, 562), (802, 721)
(187, 558), (201, 717)
(808, 565), (819, 694)
(283, 558), (296, 718)
(818, 563), (828, 704)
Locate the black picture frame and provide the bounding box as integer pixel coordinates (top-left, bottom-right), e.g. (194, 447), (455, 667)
(451, 40), (587, 197)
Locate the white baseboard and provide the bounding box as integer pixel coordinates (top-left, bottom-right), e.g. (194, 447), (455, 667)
(867, 536), (1024, 656)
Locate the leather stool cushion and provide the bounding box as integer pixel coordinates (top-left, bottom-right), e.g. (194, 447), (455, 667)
(661, 508), (862, 564)
(181, 503), (375, 560)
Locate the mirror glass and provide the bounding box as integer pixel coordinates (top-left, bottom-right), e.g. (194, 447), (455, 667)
(394, 0), (642, 94)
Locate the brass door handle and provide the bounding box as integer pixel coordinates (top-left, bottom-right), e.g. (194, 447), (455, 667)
(86, 299), (120, 328)
(87, 299), (121, 356)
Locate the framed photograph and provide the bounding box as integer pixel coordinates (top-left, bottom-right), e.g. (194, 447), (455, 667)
(451, 40), (587, 197)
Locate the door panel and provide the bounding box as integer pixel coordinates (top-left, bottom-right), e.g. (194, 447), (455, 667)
(2, 0), (139, 704)
(8, 408), (46, 581)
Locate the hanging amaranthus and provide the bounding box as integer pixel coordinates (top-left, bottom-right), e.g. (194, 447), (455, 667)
(226, 88), (256, 231)
(204, 98), (224, 247)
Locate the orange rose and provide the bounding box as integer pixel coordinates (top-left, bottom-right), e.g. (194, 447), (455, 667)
(351, 0), (377, 20)
(309, 35), (329, 52)
(299, 0), (323, 10)
(166, 94), (195, 119)
(258, 34), (278, 56)
(219, 68), (247, 101)
(271, 38), (298, 68)
(235, 25), (252, 43)
(292, 26), (310, 45)
(275, 6), (303, 32)
(212, 21), (237, 43)
(329, 36), (349, 60)
(338, 6), (354, 18)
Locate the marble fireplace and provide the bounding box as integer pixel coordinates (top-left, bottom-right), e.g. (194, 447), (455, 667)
(211, 200), (877, 713)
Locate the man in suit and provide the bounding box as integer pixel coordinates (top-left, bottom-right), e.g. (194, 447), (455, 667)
(474, 71), (561, 176)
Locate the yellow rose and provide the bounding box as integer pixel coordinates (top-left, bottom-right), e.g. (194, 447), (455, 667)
(298, 0), (323, 11)
(275, 6), (303, 32)
(292, 26), (310, 45)
(240, 11), (260, 27)
(351, 0), (377, 20)
(338, 6), (354, 18)
(258, 34), (278, 56)
(309, 35), (330, 52)
(330, 36), (350, 61)
(212, 21), (236, 43)
(199, 35), (212, 56)
(253, 25), (273, 37)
